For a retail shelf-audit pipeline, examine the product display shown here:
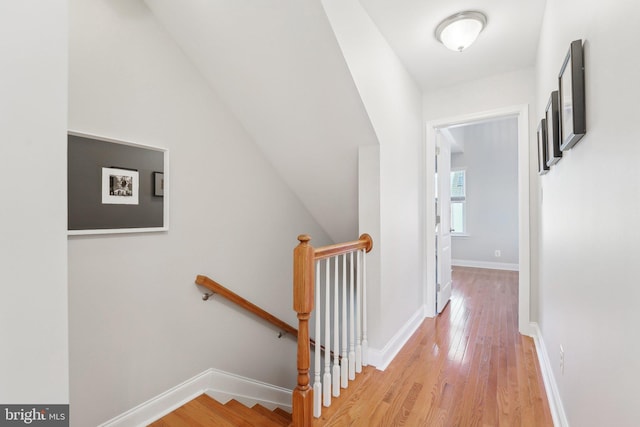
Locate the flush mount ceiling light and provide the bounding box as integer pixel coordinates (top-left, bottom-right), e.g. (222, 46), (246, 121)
(435, 11), (487, 52)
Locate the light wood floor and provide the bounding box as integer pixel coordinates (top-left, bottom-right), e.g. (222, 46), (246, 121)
(314, 267), (553, 426)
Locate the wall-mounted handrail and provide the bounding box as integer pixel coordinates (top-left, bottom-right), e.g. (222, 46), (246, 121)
(196, 275), (298, 337)
(195, 275), (333, 358)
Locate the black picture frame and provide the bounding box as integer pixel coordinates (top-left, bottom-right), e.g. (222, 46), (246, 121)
(545, 90), (562, 166)
(537, 119), (549, 175)
(153, 171), (164, 197)
(558, 39), (586, 151)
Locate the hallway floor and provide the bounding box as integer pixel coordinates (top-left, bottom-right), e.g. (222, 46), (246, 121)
(314, 267), (554, 426)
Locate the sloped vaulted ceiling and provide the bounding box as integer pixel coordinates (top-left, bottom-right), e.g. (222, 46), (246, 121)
(144, 0), (379, 243)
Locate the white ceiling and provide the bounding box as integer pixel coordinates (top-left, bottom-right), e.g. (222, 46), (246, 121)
(359, 0), (546, 91)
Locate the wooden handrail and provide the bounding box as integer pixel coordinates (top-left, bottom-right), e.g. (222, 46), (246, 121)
(196, 275), (298, 337)
(195, 275), (332, 358)
(313, 233), (373, 260)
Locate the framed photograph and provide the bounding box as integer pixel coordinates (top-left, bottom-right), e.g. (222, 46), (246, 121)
(558, 39), (586, 150)
(153, 172), (164, 197)
(537, 119), (549, 175)
(68, 131), (169, 235)
(545, 90), (562, 166)
(102, 167), (139, 205)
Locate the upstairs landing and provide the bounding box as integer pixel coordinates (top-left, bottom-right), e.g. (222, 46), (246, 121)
(151, 267), (552, 426)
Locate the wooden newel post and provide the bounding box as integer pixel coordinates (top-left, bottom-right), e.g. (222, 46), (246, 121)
(292, 234), (314, 427)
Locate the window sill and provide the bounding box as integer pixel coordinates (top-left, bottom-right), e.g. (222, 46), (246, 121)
(452, 233), (470, 238)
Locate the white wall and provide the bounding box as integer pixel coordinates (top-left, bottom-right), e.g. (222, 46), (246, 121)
(0, 0), (69, 404)
(322, 0), (424, 349)
(144, 0), (379, 244)
(450, 118), (519, 265)
(358, 145), (382, 342)
(536, 0), (640, 425)
(68, 1), (331, 425)
(423, 68), (539, 319)
(423, 68), (537, 121)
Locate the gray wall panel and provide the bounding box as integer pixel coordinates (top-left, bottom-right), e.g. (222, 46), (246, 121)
(68, 134), (164, 230)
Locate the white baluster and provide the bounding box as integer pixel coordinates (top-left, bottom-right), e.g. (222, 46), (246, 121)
(313, 260), (321, 418)
(362, 249), (368, 367)
(355, 250), (362, 373)
(341, 253), (348, 389)
(332, 256), (340, 397)
(348, 251), (356, 380)
(323, 259), (331, 407)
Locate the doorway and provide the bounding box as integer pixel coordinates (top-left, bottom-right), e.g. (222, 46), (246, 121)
(423, 105), (532, 336)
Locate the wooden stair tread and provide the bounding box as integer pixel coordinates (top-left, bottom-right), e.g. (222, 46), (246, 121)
(148, 394), (290, 427)
(147, 419), (172, 427)
(272, 407), (292, 421)
(149, 411), (193, 427)
(251, 404), (291, 425)
(194, 394), (257, 427)
(224, 399), (284, 427)
(148, 394), (237, 427)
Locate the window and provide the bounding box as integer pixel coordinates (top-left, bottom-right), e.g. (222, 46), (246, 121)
(450, 170), (466, 234)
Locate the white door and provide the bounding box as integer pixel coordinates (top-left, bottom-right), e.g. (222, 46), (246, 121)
(436, 135), (452, 313)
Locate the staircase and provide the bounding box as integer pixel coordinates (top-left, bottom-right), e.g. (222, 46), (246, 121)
(153, 234), (373, 427)
(148, 394), (292, 427)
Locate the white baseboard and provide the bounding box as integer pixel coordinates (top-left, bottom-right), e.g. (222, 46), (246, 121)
(205, 368), (292, 411)
(98, 369), (211, 427)
(368, 307), (424, 371)
(98, 368), (292, 427)
(530, 322), (570, 427)
(452, 259), (519, 271)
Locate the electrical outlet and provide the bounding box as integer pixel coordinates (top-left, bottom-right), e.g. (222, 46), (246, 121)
(494, 250), (501, 257)
(560, 345), (564, 374)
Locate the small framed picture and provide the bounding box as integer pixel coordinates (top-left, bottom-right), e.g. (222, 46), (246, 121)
(102, 167), (139, 205)
(558, 39), (586, 150)
(537, 119), (549, 175)
(545, 90), (562, 166)
(153, 172), (164, 197)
